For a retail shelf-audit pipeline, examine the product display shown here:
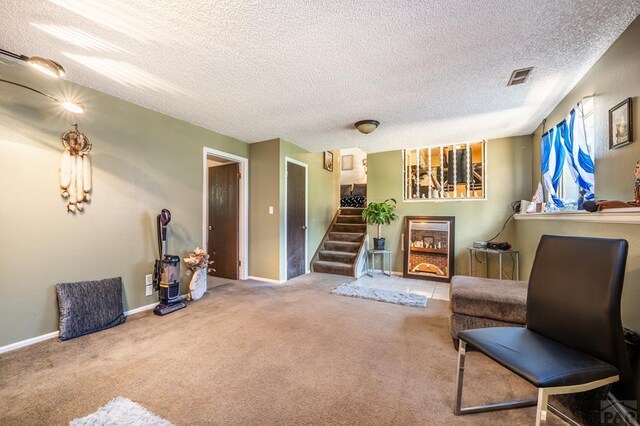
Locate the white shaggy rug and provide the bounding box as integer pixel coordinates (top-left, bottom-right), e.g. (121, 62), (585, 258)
(70, 396), (173, 426)
(332, 283), (427, 308)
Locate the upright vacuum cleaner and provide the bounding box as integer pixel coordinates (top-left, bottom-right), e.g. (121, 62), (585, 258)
(153, 209), (187, 316)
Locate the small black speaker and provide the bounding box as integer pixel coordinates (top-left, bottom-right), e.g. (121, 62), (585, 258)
(447, 149), (468, 183)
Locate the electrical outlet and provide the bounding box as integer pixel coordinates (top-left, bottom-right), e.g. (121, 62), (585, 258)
(268, 206), (274, 215)
(145, 285), (153, 296)
(145, 274), (153, 285)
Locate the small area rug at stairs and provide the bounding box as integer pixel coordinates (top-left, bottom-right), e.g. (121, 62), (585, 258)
(70, 396), (173, 426)
(332, 283), (427, 308)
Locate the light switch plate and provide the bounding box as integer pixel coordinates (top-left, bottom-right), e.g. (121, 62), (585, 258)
(269, 206), (274, 215)
(145, 274), (153, 285)
(145, 285), (153, 296)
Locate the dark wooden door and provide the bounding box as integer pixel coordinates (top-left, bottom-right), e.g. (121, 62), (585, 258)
(287, 162), (306, 279)
(208, 163), (239, 279)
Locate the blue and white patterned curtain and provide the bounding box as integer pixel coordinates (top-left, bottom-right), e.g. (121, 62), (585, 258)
(541, 126), (565, 207)
(564, 102), (595, 200)
(541, 100), (595, 206)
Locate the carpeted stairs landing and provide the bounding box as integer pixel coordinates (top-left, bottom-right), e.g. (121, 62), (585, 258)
(311, 207), (366, 276)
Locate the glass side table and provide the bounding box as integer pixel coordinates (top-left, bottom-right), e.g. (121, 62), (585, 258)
(367, 249), (392, 277)
(467, 247), (520, 280)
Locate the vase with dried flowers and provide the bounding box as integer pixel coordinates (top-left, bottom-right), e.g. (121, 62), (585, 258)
(183, 247), (214, 300)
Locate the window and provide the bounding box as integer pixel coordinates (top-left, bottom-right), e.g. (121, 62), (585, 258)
(543, 97), (595, 208)
(403, 141), (486, 201)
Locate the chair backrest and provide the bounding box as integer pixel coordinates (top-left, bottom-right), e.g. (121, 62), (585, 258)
(527, 235), (630, 378)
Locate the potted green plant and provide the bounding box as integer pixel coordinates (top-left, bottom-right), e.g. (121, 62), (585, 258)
(362, 198), (399, 250)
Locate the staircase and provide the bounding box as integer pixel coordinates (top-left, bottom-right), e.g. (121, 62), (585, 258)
(311, 207), (367, 277)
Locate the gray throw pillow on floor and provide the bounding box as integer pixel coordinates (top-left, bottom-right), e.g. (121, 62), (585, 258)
(56, 277), (126, 340)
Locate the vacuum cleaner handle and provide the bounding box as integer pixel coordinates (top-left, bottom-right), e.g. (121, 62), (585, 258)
(160, 209), (171, 224)
(156, 214), (163, 259)
(159, 209), (171, 246)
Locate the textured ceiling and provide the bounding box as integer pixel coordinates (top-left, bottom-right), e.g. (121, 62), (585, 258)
(1, 1), (639, 152)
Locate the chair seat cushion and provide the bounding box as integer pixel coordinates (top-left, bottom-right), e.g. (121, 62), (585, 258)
(458, 327), (619, 387)
(450, 276), (527, 324)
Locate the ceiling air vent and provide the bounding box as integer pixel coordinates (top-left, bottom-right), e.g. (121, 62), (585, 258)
(507, 67), (533, 86)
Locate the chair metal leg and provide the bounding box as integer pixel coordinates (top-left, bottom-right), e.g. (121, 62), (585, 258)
(454, 339), (537, 416)
(454, 340), (466, 415)
(548, 404), (581, 426)
(535, 388), (549, 425)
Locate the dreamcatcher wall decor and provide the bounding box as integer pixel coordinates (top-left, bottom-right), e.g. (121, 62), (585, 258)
(60, 124), (92, 213)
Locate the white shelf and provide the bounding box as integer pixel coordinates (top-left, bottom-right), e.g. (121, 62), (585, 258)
(514, 208), (640, 224)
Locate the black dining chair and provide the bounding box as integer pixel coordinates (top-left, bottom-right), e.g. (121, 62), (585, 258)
(454, 235), (630, 425)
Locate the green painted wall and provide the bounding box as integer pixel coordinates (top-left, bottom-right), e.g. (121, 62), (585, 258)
(367, 136), (532, 274)
(531, 16), (640, 198)
(248, 138), (339, 281)
(518, 16), (640, 330)
(0, 62), (248, 347)
(248, 139), (281, 280)
(279, 140), (339, 281)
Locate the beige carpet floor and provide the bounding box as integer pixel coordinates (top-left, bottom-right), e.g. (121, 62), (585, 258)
(0, 273), (564, 425)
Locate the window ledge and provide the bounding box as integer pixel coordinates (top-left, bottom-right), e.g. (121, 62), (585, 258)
(514, 208), (640, 224)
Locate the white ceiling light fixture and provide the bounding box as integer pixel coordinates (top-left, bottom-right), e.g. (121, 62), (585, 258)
(355, 120), (379, 134)
(0, 48), (65, 78)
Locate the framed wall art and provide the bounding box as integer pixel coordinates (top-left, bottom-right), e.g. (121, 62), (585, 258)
(323, 151), (334, 171)
(341, 154), (353, 171)
(609, 98), (633, 149)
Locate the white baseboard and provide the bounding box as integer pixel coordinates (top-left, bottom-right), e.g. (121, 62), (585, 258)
(0, 331), (60, 354)
(0, 301), (160, 355)
(124, 302), (158, 316)
(247, 275), (285, 284)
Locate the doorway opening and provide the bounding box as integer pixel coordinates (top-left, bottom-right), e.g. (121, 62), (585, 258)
(339, 148), (368, 208)
(283, 157), (308, 281)
(202, 147), (248, 280)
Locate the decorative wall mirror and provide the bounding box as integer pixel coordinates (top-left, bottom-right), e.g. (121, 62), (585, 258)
(403, 216), (455, 282)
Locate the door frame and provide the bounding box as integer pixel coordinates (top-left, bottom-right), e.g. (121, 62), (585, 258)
(202, 147), (249, 280)
(281, 157), (309, 281)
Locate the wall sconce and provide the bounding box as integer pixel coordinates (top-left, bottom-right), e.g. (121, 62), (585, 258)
(0, 78), (84, 113)
(0, 48), (65, 78)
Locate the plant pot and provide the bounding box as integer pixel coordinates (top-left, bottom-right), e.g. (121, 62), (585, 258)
(188, 267), (207, 301)
(373, 237), (385, 250)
